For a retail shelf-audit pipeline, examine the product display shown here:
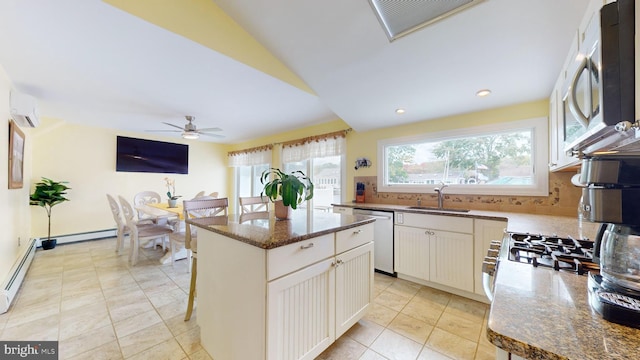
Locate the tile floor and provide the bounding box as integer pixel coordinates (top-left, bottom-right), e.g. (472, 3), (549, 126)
(0, 237), (497, 359)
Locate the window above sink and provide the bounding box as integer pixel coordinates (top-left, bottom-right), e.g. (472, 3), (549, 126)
(377, 117), (549, 196)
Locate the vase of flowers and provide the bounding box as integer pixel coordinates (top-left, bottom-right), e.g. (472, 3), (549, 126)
(164, 177), (181, 207)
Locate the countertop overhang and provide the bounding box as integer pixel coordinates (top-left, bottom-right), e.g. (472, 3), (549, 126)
(186, 210), (375, 249)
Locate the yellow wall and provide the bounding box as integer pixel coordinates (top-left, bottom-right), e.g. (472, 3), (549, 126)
(29, 119), (228, 239)
(0, 66), (33, 283)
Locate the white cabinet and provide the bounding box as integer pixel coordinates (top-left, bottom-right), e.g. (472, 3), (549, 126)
(473, 219), (507, 297)
(268, 239), (374, 360)
(430, 230), (474, 292)
(394, 213), (474, 293)
(267, 258), (335, 360)
(198, 222), (374, 360)
(333, 206), (353, 215)
(394, 225), (430, 280)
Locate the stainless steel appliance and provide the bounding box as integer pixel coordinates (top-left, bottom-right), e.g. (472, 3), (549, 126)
(564, 0), (636, 156)
(578, 155), (640, 328)
(353, 208), (395, 276)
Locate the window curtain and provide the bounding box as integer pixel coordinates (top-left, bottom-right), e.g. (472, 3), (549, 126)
(282, 130), (347, 163)
(228, 145), (272, 167)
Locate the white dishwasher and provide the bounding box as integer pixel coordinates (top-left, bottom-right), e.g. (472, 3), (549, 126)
(353, 208), (395, 276)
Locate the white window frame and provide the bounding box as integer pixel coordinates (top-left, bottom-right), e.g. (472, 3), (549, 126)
(377, 117), (549, 196)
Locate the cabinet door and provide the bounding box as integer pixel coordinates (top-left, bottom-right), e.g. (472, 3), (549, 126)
(267, 258), (335, 360)
(335, 241), (374, 337)
(429, 230), (474, 292)
(394, 225), (429, 281)
(474, 219), (507, 297)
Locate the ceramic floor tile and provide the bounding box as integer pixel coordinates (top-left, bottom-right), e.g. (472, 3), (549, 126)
(425, 328), (478, 360)
(435, 311), (483, 343)
(317, 336), (367, 360)
(113, 309), (163, 339)
(58, 324), (117, 359)
(66, 340), (123, 360)
(125, 337), (187, 360)
(2, 238), (496, 360)
(374, 290), (412, 312)
(174, 325), (202, 355)
(369, 328), (423, 360)
(363, 303), (399, 327)
(401, 296), (445, 326)
(118, 321), (173, 358)
(59, 302), (111, 340)
(345, 319), (385, 347)
(387, 313), (434, 345)
(359, 349), (389, 360)
(416, 346), (453, 360)
(444, 295), (488, 322)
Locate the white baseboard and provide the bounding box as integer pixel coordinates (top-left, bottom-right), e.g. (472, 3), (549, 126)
(36, 228), (117, 247)
(1, 239), (37, 314)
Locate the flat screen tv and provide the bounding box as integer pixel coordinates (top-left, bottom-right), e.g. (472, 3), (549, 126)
(116, 136), (189, 174)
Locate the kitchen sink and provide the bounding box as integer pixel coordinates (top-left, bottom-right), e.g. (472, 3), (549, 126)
(406, 206), (470, 213)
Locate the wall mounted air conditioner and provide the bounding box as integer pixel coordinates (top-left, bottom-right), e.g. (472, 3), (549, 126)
(10, 89), (40, 128)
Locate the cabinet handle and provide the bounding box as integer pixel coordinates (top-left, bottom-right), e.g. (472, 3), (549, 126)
(353, 229), (363, 234)
(332, 259), (344, 267)
(425, 230), (435, 236)
(548, 162), (557, 167)
(300, 243), (314, 249)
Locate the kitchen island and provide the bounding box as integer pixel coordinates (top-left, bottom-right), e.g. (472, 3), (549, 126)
(187, 210), (376, 360)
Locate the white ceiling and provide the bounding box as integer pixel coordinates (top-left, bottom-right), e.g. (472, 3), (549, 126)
(0, 0), (588, 143)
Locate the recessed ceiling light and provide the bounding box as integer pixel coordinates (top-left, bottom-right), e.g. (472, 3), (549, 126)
(476, 89), (491, 97)
(395, 108), (405, 114)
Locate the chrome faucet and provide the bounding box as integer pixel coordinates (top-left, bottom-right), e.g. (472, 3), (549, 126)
(434, 182), (449, 209)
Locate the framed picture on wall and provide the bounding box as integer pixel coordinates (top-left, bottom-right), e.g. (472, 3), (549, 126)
(9, 120), (25, 189)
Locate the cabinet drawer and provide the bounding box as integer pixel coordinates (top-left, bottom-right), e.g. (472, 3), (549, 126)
(267, 234), (334, 281)
(333, 206), (353, 215)
(336, 223), (373, 254)
(400, 213), (473, 234)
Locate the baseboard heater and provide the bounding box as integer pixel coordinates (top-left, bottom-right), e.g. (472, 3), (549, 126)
(1, 238), (36, 314)
(36, 228), (116, 247)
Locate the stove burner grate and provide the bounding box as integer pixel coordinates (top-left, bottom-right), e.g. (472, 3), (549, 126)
(507, 232), (597, 275)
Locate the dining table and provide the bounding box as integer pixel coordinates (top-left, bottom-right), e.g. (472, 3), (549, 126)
(135, 202), (188, 264)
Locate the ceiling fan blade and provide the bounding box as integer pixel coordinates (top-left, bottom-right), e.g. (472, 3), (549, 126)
(199, 132), (225, 138)
(197, 127), (223, 132)
(162, 122), (186, 130)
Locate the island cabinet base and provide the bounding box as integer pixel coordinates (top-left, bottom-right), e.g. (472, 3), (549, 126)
(197, 223), (375, 360)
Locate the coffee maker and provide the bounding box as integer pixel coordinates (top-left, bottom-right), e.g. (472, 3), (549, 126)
(580, 156), (640, 328)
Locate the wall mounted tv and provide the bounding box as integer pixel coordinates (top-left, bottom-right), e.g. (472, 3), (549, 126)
(116, 136), (189, 174)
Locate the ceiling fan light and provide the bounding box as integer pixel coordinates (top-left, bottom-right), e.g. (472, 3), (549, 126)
(182, 131), (199, 140)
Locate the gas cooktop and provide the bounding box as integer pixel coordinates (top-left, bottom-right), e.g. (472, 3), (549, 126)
(507, 232), (599, 275)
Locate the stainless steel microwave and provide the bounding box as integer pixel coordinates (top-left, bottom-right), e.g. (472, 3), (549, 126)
(563, 0), (635, 156)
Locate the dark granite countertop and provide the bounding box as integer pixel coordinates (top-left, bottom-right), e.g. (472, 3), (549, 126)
(332, 203), (601, 240)
(487, 260), (640, 359)
(186, 210), (375, 249)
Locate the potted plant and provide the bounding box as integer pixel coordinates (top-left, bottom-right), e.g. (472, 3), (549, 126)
(29, 177), (71, 250)
(260, 168), (314, 220)
(164, 177), (181, 207)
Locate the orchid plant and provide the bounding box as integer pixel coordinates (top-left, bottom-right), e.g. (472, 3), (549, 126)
(164, 177), (181, 200)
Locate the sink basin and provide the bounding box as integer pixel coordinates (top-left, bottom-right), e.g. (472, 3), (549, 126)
(406, 206), (470, 213)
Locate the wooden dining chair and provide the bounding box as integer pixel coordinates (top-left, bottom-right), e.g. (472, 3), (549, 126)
(119, 195), (174, 265)
(174, 197), (229, 321)
(239, 195), (269, 215)
(133, 191), (162, 223)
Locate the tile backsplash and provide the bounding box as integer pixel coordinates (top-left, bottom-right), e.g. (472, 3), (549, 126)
(353, 172), (581, 217)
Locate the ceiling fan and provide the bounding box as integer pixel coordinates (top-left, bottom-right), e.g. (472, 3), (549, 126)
(147, 115), (224, 139)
